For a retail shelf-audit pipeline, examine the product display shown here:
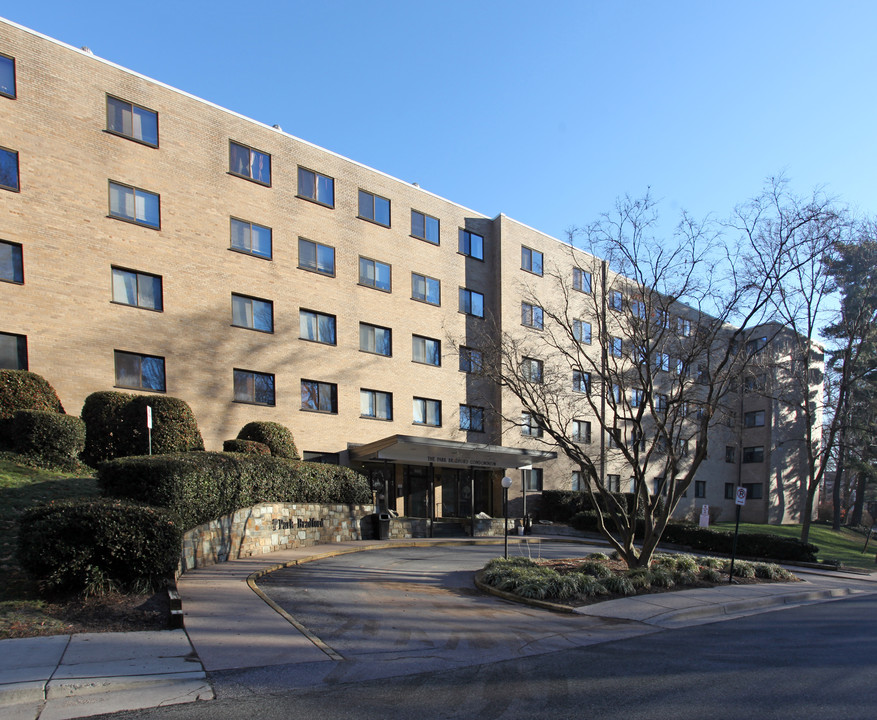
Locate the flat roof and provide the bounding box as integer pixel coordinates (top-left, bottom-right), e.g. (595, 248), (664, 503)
(348, 435), (557, 470)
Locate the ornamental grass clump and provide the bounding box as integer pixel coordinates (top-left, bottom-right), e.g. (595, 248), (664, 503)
(731, 560), (756, 578)
(754, 562), (794, 580)
(587, 551), (609, 561)
(579, 560), (612, 579)
(674, 569), (699, 586)
(649, 566), (676, 588)
(699, 567), (723, 583)
(600, 574), (636, 596)
(626, 567), (653, 590)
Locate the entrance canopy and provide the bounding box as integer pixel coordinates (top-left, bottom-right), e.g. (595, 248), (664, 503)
(349, 434), (557, 469)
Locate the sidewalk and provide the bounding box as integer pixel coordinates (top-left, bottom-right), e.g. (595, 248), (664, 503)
(2, 536), (875, 719)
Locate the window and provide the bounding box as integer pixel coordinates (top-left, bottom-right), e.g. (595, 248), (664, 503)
(412, 273), (441, 305)
(653, 477), (666, 496)
(630, 300), (646, 320)
(299, 309), (336, 345)
(460, 288), (484, 317)
(298, 238), (335, 276)
(232, 294), (273, 332)
(459, 405), (485, 432)
(459, 346), (483, 373)
(573, 420), (591, 443)
(359, 257), (391, 291)
(655, 394), (668, 413)
(229, 140), (270, 185)
(301, 380), (338, 413)
(746, 336), (768, 354)
(521, 246), (543, 275)
(0, 332), (26, 369)
(361, 389), (392, 420)
(411, 210), (439, 244)
(112, 267), (162, 311)
(631, 428), (646, 452)
(0, 147), (19, 192)
(522, 357), (543, 383)
(573, 268), (592, 294)
(358, 189), (390, 226)
(114, 350), (165, 391)
(725, 446), (736, 463)
(521, 412), (542, 437)
(677, 317), (692, 337)
(522, 302), (543, 329)
(606, 474), (621, 493)
(610, 336), (623, 357)
(573, 370), (590, 394)
(106, 96), (158, 146)
(744, 410), (766, 428)
(631, 388), (644, 408)
(108, 181), (159, 228)
(573, 319), (591, 344)
(0, 241), (23, 283)
(412, 335), (441, 366)
(743, 446), (764, 463)
(233, 369), (275, 405)
(724, 483), (736, 500)
(677, 439), (689, 456)
(230, 218), (272, 259)
(607, 429), (619, 449)
(297, 167), (334, 207)
(522, 468), (543, 491)
(360, 323), (392, 356)
(609, 290), (623, 311)
(303, 451), (340, 465)
(743, 483), (764, 500)
(413, 397), (441, 426)
(572, 471), (585, 492)
(694, 480), (706, 498)
(0, 54), (15, 99)
(744, 375), (766, 393)
(655, 353), (670, 372)
(459, 229), (483, 260)
(609, 384), (622, 404)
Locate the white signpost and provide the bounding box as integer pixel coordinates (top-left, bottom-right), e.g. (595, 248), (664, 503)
(146, 405), (153, 456)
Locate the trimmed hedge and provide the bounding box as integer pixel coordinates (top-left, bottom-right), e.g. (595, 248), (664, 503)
(0, 370), (65, 447)
(17, 499), (182, 596)
(236, 421), (299, 459)
(541, 490), (636, 522)
(568, 512), (818, 563)
(223, 438), (271, 455)
(81, 391), (204, 465)
(12, 410), (85, 461)
(98, 452), (371, 529)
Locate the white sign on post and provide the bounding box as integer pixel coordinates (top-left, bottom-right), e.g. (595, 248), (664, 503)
(735, 487), (747, 506)
(699, 504), (710, 528)
(146, 405), (153, 429)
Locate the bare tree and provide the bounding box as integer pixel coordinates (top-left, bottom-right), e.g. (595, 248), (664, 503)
(470, 184), (835, 568)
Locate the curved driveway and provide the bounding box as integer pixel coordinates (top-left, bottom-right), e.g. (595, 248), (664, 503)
(257, 541), (654, 678)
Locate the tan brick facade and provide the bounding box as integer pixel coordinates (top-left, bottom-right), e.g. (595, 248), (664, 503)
(0, 19), (815, 525)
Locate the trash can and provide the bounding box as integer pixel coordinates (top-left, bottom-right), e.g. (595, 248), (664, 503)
(376, 512), (391, 540)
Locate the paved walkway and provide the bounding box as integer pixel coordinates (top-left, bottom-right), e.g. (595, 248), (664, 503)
(1, 535), (875, 719)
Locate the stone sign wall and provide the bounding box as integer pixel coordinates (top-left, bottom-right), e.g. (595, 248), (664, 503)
(179, 503), (375, 573)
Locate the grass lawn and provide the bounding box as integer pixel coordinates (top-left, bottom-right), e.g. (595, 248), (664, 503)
(0, 454), (99, 601)
(713, 521), (876, 572)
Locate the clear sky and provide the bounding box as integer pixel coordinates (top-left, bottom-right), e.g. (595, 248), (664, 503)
(4, 1), (876, 241)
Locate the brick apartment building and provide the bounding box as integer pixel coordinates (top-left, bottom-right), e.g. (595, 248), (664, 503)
(0, 18), (816, 527)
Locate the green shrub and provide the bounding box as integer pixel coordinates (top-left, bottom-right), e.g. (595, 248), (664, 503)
(81, 391), (203, 465)
(674, 569), (699, 586)
(649, 566), (675, 588)
(12, 410), (85, 462)
(753, 562), (795, 581)
(626, 567), (652, 590)
(223, 438), (271, 455)
(98, 452), (371, 529)
(579, 560), (613, 579)
(0, 370), (64, 448)
(17, 499), (182, 596)
(541, 490), (636, 522)
(236, 421), (298, 459)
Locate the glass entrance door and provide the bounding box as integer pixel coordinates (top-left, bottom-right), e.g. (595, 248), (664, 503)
(404, 465), (430, 518)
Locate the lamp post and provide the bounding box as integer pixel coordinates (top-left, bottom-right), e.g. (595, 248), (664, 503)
(501, 476), (513, 559)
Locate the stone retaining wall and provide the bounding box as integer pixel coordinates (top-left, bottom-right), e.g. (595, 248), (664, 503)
(179, 503), (376, 573)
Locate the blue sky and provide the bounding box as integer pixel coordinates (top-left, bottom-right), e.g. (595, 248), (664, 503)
(4, 2), (876, 241)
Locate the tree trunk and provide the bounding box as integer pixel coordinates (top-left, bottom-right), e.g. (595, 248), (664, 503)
(832, 464), (844, 530)
(850, 471), (867, 526)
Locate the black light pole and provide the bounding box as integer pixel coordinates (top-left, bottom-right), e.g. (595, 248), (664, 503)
(501, 476), (513, 559)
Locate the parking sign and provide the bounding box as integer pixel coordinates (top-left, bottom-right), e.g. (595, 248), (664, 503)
(735, 487), (747, 506)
